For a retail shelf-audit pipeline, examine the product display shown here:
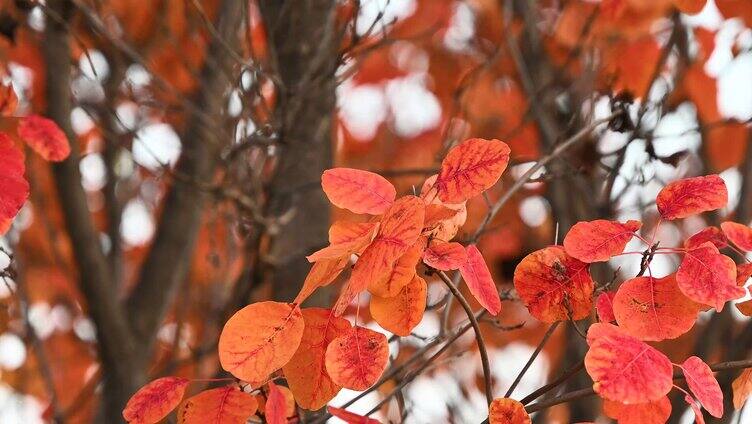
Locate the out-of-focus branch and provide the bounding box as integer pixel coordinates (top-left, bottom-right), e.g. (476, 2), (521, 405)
(125, 0), (244, 352)
(41, 0), (142, 420)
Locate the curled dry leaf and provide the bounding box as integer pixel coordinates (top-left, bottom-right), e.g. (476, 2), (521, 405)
(265, 382), (287, 424)
(563, 219), (641, 263)
(17, 115), (71, 162)
(371, 274), (427, 336)
(596, 292), (616, 323)
(328, 406), (381, 424)
(421, 175), (467, 241)
(306, 221), (378, 262)
(677, 242), (744, 311)
(434, 138), (510, 203)
(585, 323), (673, 404)
(0, 133), (29, 235)
(603, 396), (671, 424)
(514, 246), (594, 322)
(459, 244), (501, 316)
(612, 274), (699, 341)
(422, 239), (467, 271)
(681, 356), (723, 418)
(488, 398), (531, 424)
(218, 301), (305, 382)
(321, 168), (396, 215)
(685, 226), (727, 249)
(282, 308), (351, 410)
(368, 240), (424, 298)
(177, 386), (258, 424)
(656, 174), (727, 220)
(325, 326), (388, 391)
(736, 299), (752, 317)
(721, 221), (752, 251)
(335, 196), (425, 314)
(123, 377), (189, 424)
(732, 368), (752, 410)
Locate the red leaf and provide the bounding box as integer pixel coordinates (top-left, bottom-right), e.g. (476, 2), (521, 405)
(612, 274), (699, 341)
(675, 0), (707, 14)
(738, 263), (752, 286)
(721, 221), (752, 251)
(218, 302), (305, 382)
(123, 377), (189, 424)
(265, 382), (287, 424)
(334, 196), (425, 315)
(422, 240), (467, 271)
(684, 395), (707, 424)
(596, 292), (616, 323)
(321, 168), (396, 215)
(282, 308), (351, 410)
(733, 368), (752, 410)
(736, 299), (752, 317)
(325, 326), (388, 391)
(328, 406), (380, 424)
(0, 133), (29, 235)
(0, 83), (17, 116)
(603, 396), (671, 424)
(17, 115), (71, 162)
(585, 323), (673, 404)
(459, 244), (501, 316)
(513, 246), (594, 322)
(677, 242), (745, 311)
(685, 226), (727, 249)
(656, 175), (727, 220)
(681, 356), (723, 418)
(371, 274), (427, 336)
(488, 398), (531, 424)
(563, 219), (641, 263)
(177, 386), (258, 424)
(434, 138), (510, 203)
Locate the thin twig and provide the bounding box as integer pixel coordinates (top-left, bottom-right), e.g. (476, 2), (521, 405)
(505, 321), (560, 397)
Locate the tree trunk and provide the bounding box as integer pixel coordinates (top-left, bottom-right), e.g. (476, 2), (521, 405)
(259, 0), (340, 304)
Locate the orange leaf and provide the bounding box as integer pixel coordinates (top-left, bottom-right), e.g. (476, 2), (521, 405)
(459, 245), (501, 316)
(123, 377), (189, 424)
(325, 326), (388, 391)
(434, 138), (510, 203)
(736, 299), (752, 317)
(685, 226), (727, 249)
(0, 133), (29, 235)
(218, 301), (305, 382)
(177, 386), (258, 424)
(17, 115), (71, 162)
(677, 242), (744, 311)
(656, 175), (727, 220)
(612, 274), (699, 341)
(265, 382), (287, 424)
(721, 221), (752, 251)
(295, 257), (349, 305)
(423, 240), (467, 271)
(282, 308), (351, 410)
(563, 220), (641, 263)
(334, 196), (425, 314)
(321, 168), (396, 215)
(421, 175), (468, 241)
(0, 83), (18, 116)
(327, 406), (380, 424)
(488, 398), (531, 424)
(307, 221), (379, 262)
(674, 0), (707, 14)
(681, 356), (723, 418)
(371, 274), (427, 336)
(513, 246), (594, 322)
(596, 292), (616, 323)
(368, 240), (425, 298)
(585, 323), (673, 404)
(603, 396), (671, 424)
(732, 368), (752, 410)
(738, 263), (752, 286)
